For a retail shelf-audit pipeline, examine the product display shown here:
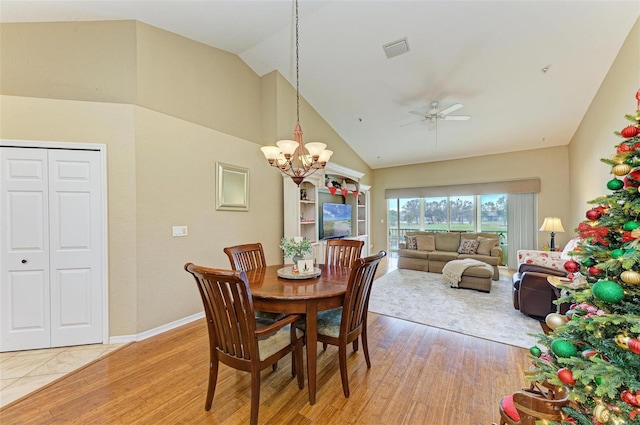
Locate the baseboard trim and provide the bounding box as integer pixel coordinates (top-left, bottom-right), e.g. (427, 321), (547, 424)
(108, 312), (205, 344)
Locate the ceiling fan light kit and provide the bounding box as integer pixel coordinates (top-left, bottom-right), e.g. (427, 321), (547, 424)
(409, 101), (471, 122)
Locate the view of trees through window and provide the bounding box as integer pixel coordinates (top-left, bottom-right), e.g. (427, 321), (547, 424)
(387, 194), (508, 253)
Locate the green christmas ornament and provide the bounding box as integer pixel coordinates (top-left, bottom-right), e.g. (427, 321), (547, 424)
(595, 377), (603, 385)
(582, 257), (595, 267)
(607, 178), (624, 190)
(611, 248), (625, 259)
(623, 220), (640, 231)
(550, 338), (578, 358)
(529, 346), (542, 357)
(592, 280), (625, 303)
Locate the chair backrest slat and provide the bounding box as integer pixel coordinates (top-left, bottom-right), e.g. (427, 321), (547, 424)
(341, 251), (386, 335)
(224, 243), (267, 271)
(325, 239), (364, 268)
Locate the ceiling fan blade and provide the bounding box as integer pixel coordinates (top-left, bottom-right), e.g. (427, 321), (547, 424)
(442, 115), (471, 121)
(400, 118), (427, 127)
(439, 103), (464, 116)
(409, 110), (427, 117)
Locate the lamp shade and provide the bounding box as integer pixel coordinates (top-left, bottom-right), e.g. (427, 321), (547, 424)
(539, 217), (565, 233)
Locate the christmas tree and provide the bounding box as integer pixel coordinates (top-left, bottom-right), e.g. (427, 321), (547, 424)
(527, 90), (640, 425)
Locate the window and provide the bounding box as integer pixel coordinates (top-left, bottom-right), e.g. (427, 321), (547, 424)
(387, 194), (508, 256)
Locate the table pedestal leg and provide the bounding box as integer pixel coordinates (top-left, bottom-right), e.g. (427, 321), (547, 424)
(306, 301), (318, 405)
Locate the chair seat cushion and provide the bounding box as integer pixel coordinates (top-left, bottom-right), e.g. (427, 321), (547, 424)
(500, 394), (520, 422)
(258, 325), (303, 361)
(297, 307), (343, 338)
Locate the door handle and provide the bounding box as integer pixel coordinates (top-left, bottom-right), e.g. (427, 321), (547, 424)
(21, 259), (27, 264)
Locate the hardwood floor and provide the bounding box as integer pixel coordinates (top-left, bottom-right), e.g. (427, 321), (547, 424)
(0, 259), (531, 425)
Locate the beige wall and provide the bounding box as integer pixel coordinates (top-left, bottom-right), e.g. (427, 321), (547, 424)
(371, 146), (571, 253)
(0, 20), (369, 337)
(568, 18), (640, 229)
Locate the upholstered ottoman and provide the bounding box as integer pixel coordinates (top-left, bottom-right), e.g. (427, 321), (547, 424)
(458, 265), (493, 292)
(443, 259), (493, 292)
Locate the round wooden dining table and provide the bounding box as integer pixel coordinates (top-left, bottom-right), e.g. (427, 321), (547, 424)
(243, 263), (351, 405)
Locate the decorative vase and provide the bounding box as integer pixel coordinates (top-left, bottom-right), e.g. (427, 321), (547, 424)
(292, 254), (303, 264)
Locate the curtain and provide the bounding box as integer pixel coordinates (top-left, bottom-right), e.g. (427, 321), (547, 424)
(507, 193), (537, 269)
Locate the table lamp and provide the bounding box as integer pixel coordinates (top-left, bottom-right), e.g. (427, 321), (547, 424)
(539, 217), (565, 251)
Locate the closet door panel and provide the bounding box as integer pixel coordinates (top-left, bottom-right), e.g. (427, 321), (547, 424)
(0, 148), (51, 351)
(48, 149), (103, 347)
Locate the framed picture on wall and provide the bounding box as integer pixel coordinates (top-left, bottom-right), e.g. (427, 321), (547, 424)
(216, 162), (249, 212)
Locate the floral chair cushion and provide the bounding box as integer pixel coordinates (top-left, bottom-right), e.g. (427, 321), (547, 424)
(297, 307), (343, 338)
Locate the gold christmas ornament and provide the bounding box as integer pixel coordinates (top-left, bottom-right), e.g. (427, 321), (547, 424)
(545, 313), (568, 330)
(621, 270), (640, 284)
(593, 402), (610, 422)
(613, 163), (632, 176)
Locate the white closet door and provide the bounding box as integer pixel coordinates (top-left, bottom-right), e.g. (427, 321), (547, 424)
(0, 148), (51, 351)
(49, 149), (102, 347)
(0, 147), (103, 351)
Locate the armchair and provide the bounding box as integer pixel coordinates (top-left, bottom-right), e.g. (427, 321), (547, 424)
(512, 263), (569, 320)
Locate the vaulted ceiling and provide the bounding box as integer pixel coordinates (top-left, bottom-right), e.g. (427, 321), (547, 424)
(2, 1), (638, 168)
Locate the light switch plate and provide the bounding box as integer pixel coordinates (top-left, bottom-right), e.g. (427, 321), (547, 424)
(172, 226), (188, 237)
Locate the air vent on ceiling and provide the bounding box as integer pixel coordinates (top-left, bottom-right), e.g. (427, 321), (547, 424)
(383, 37), (409, 59)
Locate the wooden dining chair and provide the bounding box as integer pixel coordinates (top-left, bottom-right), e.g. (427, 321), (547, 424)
(184, 263), (304, 425)
(325, 239), (364, 268)
(223, 243), (286, 325)
(223, 242), (267, 271)
(300, 250), (386, 398)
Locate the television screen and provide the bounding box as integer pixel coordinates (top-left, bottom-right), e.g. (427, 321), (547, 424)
(322, 203), (352, 239)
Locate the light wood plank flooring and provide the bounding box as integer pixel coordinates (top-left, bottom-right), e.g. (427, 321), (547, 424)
(0, 259), (531, 424)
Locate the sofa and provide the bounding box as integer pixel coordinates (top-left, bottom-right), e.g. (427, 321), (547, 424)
(397, 231), (503, 280)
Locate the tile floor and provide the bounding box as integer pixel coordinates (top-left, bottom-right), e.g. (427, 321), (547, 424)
(0, 342), (126, 408)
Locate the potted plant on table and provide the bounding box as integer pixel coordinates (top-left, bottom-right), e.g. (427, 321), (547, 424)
(280, 236), (313, 264)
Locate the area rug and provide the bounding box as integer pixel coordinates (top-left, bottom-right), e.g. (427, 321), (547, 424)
(368, 269), (543, 349)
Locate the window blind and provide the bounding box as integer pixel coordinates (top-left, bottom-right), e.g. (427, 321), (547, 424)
(384, 178), (540, 199)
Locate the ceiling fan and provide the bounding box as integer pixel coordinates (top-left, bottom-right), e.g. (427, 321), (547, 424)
(408, 101), (471, 131)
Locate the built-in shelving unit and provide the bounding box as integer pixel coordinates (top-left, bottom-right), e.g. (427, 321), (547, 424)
(283, 163), (370, 263)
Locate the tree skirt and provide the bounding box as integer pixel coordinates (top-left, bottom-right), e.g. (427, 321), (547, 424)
(368, 269), (543, 349)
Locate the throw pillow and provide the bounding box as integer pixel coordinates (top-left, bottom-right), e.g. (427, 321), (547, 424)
(415, 234), (435, 251)
(405, 235), (417, 250)
(457, 238), (479, 254)
(477, 237), (499, 255)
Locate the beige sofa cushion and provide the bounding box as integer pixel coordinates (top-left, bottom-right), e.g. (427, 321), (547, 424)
(397, 249), (430, 260)
(477, 237), (499, 256)
(415, 234), (435, 251)
(435, 232), (461, 252)
(427, 251), (459, 262)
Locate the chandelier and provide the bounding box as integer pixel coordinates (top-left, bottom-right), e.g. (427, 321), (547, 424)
(260, 0), (333, 186)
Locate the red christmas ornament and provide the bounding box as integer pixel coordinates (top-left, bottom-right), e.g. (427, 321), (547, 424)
(621, 126), (640, 138)
(621, 390), (640, 407)
(564, 260), (580, 273)
(557, 368), (576, 385)
(623, 231), (638, 242)
(618, 143), (633, 153)
(588, 266), (602, 276)
(629, 338), (640, 355)
(586, 209), (602, 221)
(624, 169), (640, 188)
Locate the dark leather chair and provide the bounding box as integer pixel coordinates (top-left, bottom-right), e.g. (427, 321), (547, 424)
(512, 263), (569, 320)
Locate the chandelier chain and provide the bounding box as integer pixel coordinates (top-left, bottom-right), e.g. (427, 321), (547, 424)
(295, 0), (300, 124)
